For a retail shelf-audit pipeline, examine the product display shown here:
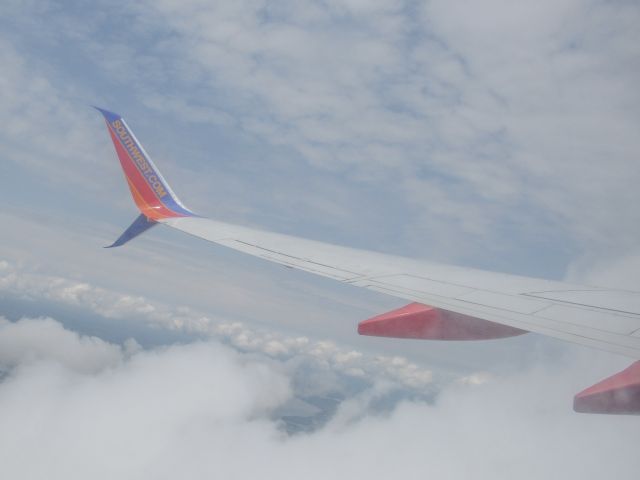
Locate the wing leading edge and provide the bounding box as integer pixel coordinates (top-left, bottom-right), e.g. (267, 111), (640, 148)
(96, 108), (640, 413)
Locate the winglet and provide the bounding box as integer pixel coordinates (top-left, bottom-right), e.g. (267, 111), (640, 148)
(95, 107), (195, 222)
(105, 214), (158, 248)
(92, 106), (121, 124)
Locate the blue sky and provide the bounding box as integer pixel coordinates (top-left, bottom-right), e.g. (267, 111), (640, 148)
(1, 1), (639, 478)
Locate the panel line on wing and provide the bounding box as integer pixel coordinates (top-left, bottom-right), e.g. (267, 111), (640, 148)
(522, 292), (640, 317)
(357, 274), (475, 298)
(226, 239), (362, 281)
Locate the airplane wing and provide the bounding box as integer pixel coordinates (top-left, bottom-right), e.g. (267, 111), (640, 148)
(95, 107), (640, 414)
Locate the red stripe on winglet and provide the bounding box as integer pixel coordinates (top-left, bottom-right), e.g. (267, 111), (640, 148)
(107, 124), (182, 220)
(358, 302), (527, 340)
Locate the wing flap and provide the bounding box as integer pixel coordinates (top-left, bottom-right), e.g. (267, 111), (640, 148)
(525, 289), (640, 316)
(535, 304), (640, 336)
(574, 361), (640, 414)
(358, 302), (527, 340)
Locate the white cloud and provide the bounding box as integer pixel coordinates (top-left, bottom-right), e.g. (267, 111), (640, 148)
(0, 36), (115, 192)
(0, 322), (291, 479)
(422, 0), (640, 251)
(0, 317), (128, 373)
(113, 0), (640, 264)
(565, 249), (640, 291)
(0, 260), (436, 391)
(0, 316), (637, 480)
(3, 0), (639, 279)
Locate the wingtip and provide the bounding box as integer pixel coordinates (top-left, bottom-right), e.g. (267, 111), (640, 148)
(92, 106), (122, 122)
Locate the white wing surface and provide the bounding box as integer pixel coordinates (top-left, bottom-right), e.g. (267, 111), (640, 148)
(162, 216), (640, 359)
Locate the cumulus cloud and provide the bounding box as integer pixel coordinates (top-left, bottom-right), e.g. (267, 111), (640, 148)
(0, 316), (637, 480)
(1, 262), (638, 480)
(0, 320), (291, 479)
(0, 260), (437, 391)
(0, 316), (132, 373)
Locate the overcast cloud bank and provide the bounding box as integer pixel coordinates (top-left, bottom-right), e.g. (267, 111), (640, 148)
(2, 0), (639, 272)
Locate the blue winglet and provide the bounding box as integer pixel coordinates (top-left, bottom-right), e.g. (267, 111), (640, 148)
(105, 214), (158, 248)
(92, 106), (122, 124)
